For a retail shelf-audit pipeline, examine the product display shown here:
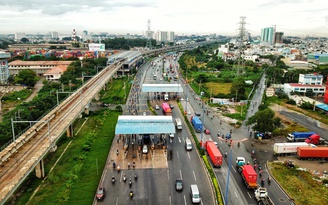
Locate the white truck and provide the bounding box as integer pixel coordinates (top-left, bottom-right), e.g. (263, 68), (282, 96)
(175, 118), (183, 130)
(273, 142), (316, 156)
(254, 187), (274, 205)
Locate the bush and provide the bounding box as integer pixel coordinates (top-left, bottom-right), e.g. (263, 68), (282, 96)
(286, 99), (296, 105)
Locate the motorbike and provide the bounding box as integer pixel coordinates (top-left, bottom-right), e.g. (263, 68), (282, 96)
(134, 173), (138, 181)
(129, 179), (132, 188)
(117, 166), (121, 173)
(111, 176), (115, 184)
(123, 174), (126, 182)
(261, 178), (265, 185)
(224, 152), (227, 158)
(268, 177), (272, 184)
(237, 142), (240, 147)
(129, 191), (133, 198)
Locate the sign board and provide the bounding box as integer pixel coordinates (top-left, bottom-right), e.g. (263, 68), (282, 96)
(88, 43), (105, 51)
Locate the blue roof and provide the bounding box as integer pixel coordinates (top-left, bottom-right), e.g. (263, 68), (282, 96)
(115, 115), (175, 134)
(316, 103), (328, 112)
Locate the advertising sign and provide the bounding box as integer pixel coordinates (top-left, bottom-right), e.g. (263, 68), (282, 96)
(88, 43), (105, 51)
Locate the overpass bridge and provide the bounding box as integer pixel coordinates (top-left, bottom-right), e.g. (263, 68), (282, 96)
(0, 41), (213, 204)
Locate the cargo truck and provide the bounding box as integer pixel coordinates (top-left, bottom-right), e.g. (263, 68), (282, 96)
(205, 141), (222, 167)
(175, 118), (182, 130)
(191, 116), (202, 133)
(287, 131), (315, 142)
(305, 134), (328, 145)
(162, 102), (172, 116)
(238, 165), (258, 189)
(273, 142), (316, 156)
(254, 187), (274, 205)
(297, 147), (328, 160)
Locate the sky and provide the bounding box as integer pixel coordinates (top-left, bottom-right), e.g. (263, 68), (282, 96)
(1, 0), (328, 37)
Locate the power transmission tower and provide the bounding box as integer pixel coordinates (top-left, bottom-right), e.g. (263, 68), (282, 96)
(237, 16), (246, 76)
(145, 19), (152, 50)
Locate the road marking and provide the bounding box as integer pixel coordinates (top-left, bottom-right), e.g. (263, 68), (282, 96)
(115, 197), (118, 205)
(193, 171), (197, 181)
(180, 170), (183, 180)
(167, 170), (170, 180)
(120, 171), (123, 183)
(222, 167), (226, 173)
(178, 137), (181, 143)
(232, 166), (237, 173)
(169, 196), (172, 205)
(184, 195), (187, 205)
(234, 192), (238, 198)
(247, 191), (252, 198)
(177, 151), (179, 160)
(187, 152), (191, 159)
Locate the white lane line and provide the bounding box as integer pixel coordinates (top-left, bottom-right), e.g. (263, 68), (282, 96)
(178, 137), (181, 143)
(247, 191), (252, 198)
(115, 197), (118, 205)
(169, 196), (172, 205)
(234, 192), (238, 198)
(167, 170), (170, 180)
(180, 170), (183, 180)
(187, 152), (191, 159)
(177, 151), (179, 160)
(232, 166), (237, 173)
(184, 195), (187, 205)
(193, 171), (197, 181)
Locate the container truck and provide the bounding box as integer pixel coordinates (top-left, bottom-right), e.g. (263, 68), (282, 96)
(238, 165), (258, 189)
(273, 142), (316, 156)
(191, 116), (202, 133)
(162, 102), (172, 116)
(236, 157), (246, 167)
(175, 118), (182, 130)
(305, 134), (328, 145)
(287, 131), (315, 142)
(297, 147), (328, 160)
(254, 187), (274, 205)
(205, 141), (222, 167)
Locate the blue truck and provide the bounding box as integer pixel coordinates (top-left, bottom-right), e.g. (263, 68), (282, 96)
(191, 116), (202, 132)
(287, 131), (316, 142)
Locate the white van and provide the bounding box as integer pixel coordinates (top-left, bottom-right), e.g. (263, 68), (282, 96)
(190, 184), (201, 203)
(185, 139), (192, 151)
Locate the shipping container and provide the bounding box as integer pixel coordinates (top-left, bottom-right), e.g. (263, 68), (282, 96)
(297, 147), (328, 159)
(205, 141), (222, 167)
(239, 165), (258, 189)
(273, 142), (315, 156)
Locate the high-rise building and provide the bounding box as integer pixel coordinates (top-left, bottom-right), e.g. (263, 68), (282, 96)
(52, 31), (59, 39)
(15, 33), (26, 41)
(83, 30), (88, 36)
(0, 52), (11, 84)
(168, 31), (175, 42)
(275, 32), (284, 44)
(260, 27), (275, 46)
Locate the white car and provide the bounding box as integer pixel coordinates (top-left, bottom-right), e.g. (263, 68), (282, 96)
(142, 145), (148, 154)
(155, 105), (159, 110)
(169, 133), (174, 138)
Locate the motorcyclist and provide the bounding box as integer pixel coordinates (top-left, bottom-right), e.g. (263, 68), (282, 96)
(224, 152), (227, 158)
(134, 173), (138, 180)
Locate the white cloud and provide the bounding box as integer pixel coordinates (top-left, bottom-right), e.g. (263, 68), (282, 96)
(0, 0), (327, 36)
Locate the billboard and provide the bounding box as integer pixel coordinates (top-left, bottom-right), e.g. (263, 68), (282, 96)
(88, 43), (105, 51)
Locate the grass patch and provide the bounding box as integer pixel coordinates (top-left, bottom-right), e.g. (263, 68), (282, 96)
(204, 82), (232, 95)
(13, 110), (120, 205)
(269, 162), (328, 205)
(100, 77), (131, 104)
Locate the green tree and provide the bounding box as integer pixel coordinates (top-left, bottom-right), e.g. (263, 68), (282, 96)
(15, 69), (39, 87)
(230, 76), (247, 101)
(246, 108), (276, 132)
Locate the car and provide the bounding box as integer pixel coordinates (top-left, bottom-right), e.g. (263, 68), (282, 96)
(169, 133), (174, 138)
(142, 145), (148, 154)
(169, 103), (174, 109)
(155, 104), (159, 110)
(205, 129), (210, 135)
(175, 179), (183, 191)
(187, 110), (191, 115)
(96, 187), (106, 201)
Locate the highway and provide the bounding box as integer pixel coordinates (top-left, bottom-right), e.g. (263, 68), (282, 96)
(97, 55), (216, 204)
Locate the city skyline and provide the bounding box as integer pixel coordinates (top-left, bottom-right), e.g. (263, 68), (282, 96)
(1, 0), (328, 37)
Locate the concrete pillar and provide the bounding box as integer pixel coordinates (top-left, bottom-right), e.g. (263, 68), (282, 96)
(95, 93), (100, 101)
(35, 159), (45, 178)
(67, 124), (73, 137)
(84, 107), (89, 115)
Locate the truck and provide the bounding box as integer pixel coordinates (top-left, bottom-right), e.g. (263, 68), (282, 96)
(175, 118), (182, 130)
(162, 102), (172, 116)
(205, 141), (222, 167)
(273, 142), (316, 156)
(297, 147), (328, 160)
(191, 116), (202, 133)
(254, 187), (274, 205)
(236, 157), (246, 167)
(238, 165), (258, 189)
(305, 134), (328, 145)
(287, 131), (315, 142)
